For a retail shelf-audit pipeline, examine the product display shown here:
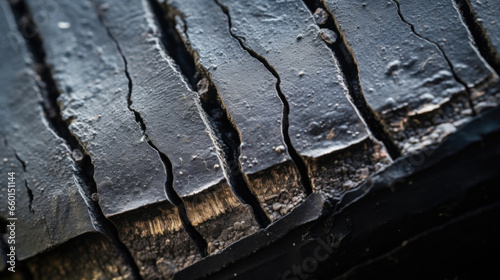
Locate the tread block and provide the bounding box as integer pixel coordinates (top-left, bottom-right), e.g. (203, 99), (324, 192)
(397, 0), (495, 88)
(22, 0), (202, 276)
(218, 0), (390, 197)
(324, 0), (464, 112)
(324, 0), (478, 153)
(169, 0), (307, 220)
(396, 0), (500, 115)
(0, 2), (95, 259)
(26, 0), (167, 217)
(97, 0), (259, 256)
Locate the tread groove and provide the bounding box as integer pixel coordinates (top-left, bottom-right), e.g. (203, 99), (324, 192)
(96, 2), (209, 257)
(153, 0), (272, 228)
(392, 0), (478, 116)
(214, 0), (314, 196)
(196, 78), (272, 228)
(303, 0), (402, 160)
(453, 0), (500, 76)
(8, 1), (143, 279)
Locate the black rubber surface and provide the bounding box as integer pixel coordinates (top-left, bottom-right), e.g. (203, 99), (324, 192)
(0, 0), (499, 279)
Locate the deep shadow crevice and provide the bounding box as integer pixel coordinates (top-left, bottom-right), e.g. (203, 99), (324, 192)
(11, 150), (34, 214)
(149, 0), (271, 228)
(453, 0), (500, 76)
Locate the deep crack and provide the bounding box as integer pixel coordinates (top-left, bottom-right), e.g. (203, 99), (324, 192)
(146, 0), (198, 90)
(215, 0), (314, 195)
(152, 0), (271, 228)
(302, 0), (402, 160)
(96, 2), (208, 256)
(12, 150), (34, 214)
(452, 0), (500, 76)
(8, 0), (80, 151)
(393, 0), (477, 116)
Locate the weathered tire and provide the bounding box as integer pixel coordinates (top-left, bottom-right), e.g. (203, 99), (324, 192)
(1, 0), (499, 279)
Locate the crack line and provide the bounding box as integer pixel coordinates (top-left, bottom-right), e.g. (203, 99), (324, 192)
(215, 0), (314, 195)
(392, 0), (477, 116)
(96, 2), (208, 256)
(12, 150), (34, 214)
(3, 138), (34, 214)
